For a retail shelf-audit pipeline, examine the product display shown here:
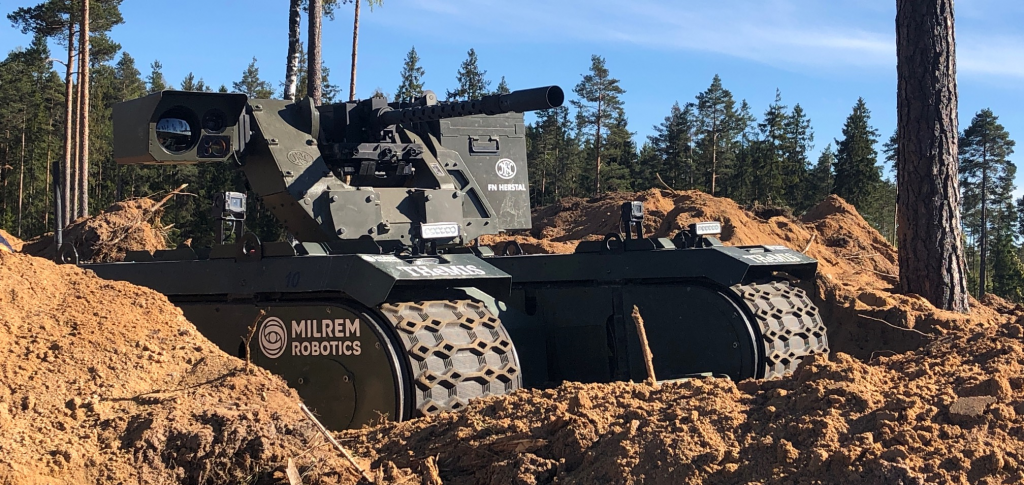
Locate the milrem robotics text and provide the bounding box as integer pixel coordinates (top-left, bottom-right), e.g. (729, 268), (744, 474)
(291, 318), (362, 356)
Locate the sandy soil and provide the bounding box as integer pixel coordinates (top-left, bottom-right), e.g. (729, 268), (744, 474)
(3, 190), (1022, 484)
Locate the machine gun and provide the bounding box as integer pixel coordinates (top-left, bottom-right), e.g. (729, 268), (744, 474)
(86, 86), (828, 430)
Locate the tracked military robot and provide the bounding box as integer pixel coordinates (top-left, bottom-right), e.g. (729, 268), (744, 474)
(80, 86), (828, 430)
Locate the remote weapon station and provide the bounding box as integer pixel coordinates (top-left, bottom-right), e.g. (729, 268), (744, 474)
(79, 86), (828, 430)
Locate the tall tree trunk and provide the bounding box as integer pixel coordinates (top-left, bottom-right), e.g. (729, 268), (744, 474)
(79, 0), (90, 218)
(594, 92), (602, 196)
(18, 121), (25, 237)
(63, 24), (76, 227)
(979, 167), (988, 297)
(72, 56), (82, 220)
(895, 0), (969, 312)
(307, 0), (323, 106)
(284, 0), (301, 101)
(44, 82), (55, 230)
(711, 131), (719, 195)
(349, 0), (360, 102)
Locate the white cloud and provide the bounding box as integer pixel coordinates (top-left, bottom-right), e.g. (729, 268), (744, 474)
(399, 0), (1024, 79)
(958, 36), (1024, 79)
(403, 0), (896, 69)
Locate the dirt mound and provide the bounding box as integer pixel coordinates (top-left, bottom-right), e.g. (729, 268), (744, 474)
(22, 198), (169, 263)
(0, 229), (23, 251)
(341, 319), (1024, 485)
(0, 252), (355, 484)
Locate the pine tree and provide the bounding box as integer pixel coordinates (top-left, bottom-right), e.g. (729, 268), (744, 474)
(320, 64), (341, 102)
(110, 52), (145, 202)
(644, 102), (697, 190)
(806, 144), (836, 204)
(694, 75), (748, 196)
(233, 57), (274, 99)
(989, 205), (1024, 301)
(526, 106), (577, 205)
(493, 76), (510, 95)
(446, 48), (490, 101)
(833, 98), (881, 212)
(783, 103), (814, 210)
(147, 60), (166, 93)
(600, 112), (637, 192)
(959, 108), (1016, 297)
(755, 89), (788, 204)
(394, 46), (425, 103)
(571, 55), (625, 196)
(112, 53), (144, 101)
(180, 72), (198, 91)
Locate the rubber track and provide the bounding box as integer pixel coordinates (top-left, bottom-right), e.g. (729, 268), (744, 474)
(379, 300), (522, 417)
(731, 280), (829, 379)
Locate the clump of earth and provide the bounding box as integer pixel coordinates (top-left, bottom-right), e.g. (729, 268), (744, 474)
(22, 198), (170, 263)
(0, 252), (357, 484)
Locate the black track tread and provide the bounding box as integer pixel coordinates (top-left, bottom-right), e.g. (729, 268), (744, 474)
(379, 299), (521, 417)
(731, 280), (829, 379)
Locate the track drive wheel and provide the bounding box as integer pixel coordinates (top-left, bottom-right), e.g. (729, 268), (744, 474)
(731, 280), (829, 379)
(379, 300), (521, 417)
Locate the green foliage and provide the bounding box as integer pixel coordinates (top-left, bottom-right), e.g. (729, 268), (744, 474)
(754, 89), (788, 204)
(8, 0), (124, 46)
(394, 46), (425, 103)
(180, 72), (211, 92)
(526, 106), (580, 204)
(147, 60), (165, 93)
(783, 104), (814, 210)
(806, 144), (836, 208)
(693, 75), (751, 197)
(641, 102), (697, 191)
(959, 108), (1017, 297)
(0, 34), (64, 237)
(571, 55), (625, 195)
(304, 0), (382, 21)
(446, 48), (490, 101)
(833, 98), (881, 214)
(232, 57), (274, 99)
(286, 42), (341, 102)
(493, 76), (510, 95)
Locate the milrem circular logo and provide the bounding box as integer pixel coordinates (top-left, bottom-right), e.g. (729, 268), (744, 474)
(495, 158), (517, 180)
(287, 150), (314, 166)
(259, 316), (288, 359)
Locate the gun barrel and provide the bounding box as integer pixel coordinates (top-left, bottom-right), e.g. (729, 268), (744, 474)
(377, 85), (564, 127)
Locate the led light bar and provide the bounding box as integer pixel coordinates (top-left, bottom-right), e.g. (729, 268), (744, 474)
(420, 222), (461, 239)
(692, 222), (722, 236)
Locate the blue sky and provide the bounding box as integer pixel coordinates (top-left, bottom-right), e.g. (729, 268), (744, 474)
(3, 0), (1023, 188)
